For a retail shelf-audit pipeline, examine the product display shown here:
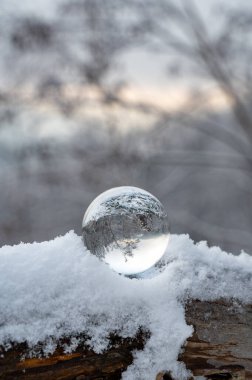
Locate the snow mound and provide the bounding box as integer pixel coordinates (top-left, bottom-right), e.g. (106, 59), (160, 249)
(0, 231), (252, 380)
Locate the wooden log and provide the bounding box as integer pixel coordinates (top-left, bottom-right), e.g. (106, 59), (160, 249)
(180, 299), (252, 380)
(0, 300), (251, 380)
(0, 331), (148, 380)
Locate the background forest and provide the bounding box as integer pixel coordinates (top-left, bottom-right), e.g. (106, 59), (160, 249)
(1, 0), (252, 254)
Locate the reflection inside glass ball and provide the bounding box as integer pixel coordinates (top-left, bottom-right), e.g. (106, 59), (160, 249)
(82, 186), (170, 275)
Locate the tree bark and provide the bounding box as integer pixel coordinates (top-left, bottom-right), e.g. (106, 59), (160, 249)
(0, 300), (251, 380)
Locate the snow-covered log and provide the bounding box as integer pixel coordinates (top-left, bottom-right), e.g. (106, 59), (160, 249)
(0, 232), (252, 379)
(0, 299), (251, 379)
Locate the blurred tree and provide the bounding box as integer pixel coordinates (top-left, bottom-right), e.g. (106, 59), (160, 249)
(133, 0), (252, 159)
(1, 0), (252, 252)
(11, 18), (53, 51)
(128, 0), (252, 250)
(60, 0), (129, 88)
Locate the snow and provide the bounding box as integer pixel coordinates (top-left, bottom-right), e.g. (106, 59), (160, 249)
(0, 231), (252, 380)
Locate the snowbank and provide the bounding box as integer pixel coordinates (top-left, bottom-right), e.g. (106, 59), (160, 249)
(0, 231), (252, 379)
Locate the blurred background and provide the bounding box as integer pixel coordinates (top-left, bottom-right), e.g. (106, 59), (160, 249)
(1, 0), (252, 253)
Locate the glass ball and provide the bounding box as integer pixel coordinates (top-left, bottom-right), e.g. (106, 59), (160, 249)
(82, 186), (170, 275)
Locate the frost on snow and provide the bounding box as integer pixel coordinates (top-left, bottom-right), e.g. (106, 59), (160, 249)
(0, 231), (252, 380)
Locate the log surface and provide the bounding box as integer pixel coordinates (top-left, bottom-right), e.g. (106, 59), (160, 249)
(180, 300), (252, 379)
(0, 300), (251, 379)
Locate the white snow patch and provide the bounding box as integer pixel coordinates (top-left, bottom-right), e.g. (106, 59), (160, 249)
(0, 231), (252, 380)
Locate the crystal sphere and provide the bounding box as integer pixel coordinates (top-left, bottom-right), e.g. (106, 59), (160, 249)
(82, 186), (170, 275)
